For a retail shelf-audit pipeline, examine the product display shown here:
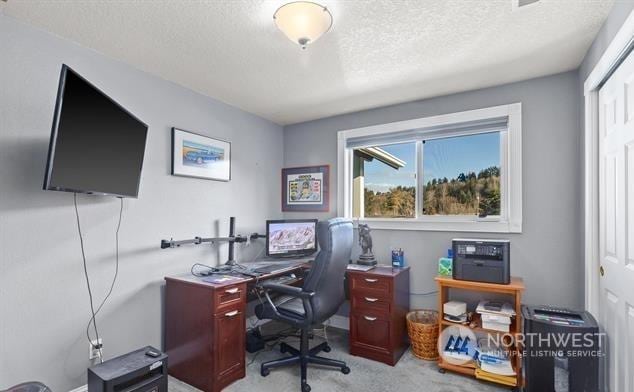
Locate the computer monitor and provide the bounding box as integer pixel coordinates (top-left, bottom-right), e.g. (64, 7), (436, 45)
(266, 219), (318, 258)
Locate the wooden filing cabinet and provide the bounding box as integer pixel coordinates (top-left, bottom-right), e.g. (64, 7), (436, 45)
(164, 277), (247, 392)
(348, 266), (410, 366)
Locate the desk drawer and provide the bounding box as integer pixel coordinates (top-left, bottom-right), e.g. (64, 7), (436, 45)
(350, 311), (391, 354)
(351, 292), (391, 314)
(213, 307), (245, 379)
(350, 275), (391, 297)
(213, 283), (246, 312)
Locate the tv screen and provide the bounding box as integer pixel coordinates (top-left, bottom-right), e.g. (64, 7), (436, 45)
(43, 65), (148, 198)
(266, 219), (318, 257)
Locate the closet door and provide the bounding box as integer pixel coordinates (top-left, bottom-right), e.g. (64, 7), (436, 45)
(598, 48), (634, 392)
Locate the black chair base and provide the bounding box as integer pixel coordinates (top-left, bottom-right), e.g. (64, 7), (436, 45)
(260, 328), (350, 392)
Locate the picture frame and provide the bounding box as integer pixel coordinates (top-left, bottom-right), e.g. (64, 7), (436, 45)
(171, 128), (231, 181)
(282, 165), (330, 212)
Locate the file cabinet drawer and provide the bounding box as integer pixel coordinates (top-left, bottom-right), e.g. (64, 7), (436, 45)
(350, 275), (391, 297)
(350, 312), (391, 354)
(351, 292), (391, 314)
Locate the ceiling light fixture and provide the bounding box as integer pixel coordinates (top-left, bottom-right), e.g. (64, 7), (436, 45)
(273, 1), (333, 49)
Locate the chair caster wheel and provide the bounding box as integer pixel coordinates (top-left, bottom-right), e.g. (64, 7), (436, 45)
(301, 383), (311, 392)
(341, 366), (351, 375)
(261, 368), (270, 377)
(323, 345), (332, 353)
(438, 368), (446, 374)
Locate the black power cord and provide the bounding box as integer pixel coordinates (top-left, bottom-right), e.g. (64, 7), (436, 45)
(75, 194), (125, 363)
(74, 193), (102, 362)
(84, 197), (124, 361)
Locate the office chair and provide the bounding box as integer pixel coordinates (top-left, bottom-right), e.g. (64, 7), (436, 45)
(1, 383), (52, 392)
(255, 218), (353, 392)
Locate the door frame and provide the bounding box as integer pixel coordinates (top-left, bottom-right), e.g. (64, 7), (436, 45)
(584, 10), (634, 316)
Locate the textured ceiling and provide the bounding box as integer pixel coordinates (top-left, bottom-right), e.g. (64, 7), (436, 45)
(1, 0), (614, 125)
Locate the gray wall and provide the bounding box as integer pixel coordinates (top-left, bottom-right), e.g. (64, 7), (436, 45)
(579, 1), (634, 82)
(0, 15), (283, 391)
(284, 71), (582, 312)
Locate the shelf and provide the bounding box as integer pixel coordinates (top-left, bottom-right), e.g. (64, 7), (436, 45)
(438, 359), (476, 376)
(434, 276), (524, 293)
(438, 359), (520, 387)
(436, 275), (524, 389)
(441, 313), (520, 337)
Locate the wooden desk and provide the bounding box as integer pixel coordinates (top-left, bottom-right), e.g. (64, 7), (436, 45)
(164, 264), (308, 392)
(164, 264), (411, 391)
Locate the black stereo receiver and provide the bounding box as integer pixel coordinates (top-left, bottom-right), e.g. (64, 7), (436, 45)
(452, 239), (510, 284)
(88, 346), (167, 392)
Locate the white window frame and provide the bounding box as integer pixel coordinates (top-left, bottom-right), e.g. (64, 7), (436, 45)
(337, 103), (522, 233)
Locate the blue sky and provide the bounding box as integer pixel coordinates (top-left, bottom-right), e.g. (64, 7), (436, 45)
(363, 132), (500, 193)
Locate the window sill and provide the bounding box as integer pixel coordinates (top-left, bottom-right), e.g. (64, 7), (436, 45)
(354, 218), (521, 233)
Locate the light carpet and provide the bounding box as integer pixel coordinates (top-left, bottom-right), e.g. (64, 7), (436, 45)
(168, 328), (507, 392)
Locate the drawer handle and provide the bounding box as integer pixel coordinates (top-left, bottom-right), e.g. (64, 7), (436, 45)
(225, 288), (239, 294)
(224, 310), (239, 317)
(364, 278), (378, 283)
(363, 316), (377, 321)
(364, 297), (379, 302)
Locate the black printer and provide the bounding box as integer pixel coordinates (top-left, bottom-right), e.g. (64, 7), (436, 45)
(452, 239), (510, 284)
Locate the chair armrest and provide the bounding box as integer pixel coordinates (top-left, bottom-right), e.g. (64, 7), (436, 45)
(259, 282), (314, 299)
(257, 282), (315, 326)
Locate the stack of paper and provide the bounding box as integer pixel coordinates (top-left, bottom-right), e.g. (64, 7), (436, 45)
(443, 301), (468, 324)
(476, 300), (515, 332)
(476, 337), (516, 386)
(475, 368), (517, 387)
(481, 313), (512, 332)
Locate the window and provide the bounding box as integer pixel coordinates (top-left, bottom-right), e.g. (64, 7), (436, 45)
(356, 142), (416, 218)
(338, 104), (522, 233)
(422, 132), (500, 217)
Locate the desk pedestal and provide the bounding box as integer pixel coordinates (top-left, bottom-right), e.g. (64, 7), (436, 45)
(165, 278), (247, 392)
(348, 266), (410, 366)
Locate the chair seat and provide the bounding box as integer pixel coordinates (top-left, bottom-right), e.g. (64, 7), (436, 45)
(255, 295), (305, 321)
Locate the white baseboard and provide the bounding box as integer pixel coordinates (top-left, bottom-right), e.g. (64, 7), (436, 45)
(68, 385), (87, 392)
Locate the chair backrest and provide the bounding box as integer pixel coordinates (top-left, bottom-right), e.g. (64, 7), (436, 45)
(1, 383), (52, 392)
(302, 218), (353, 324)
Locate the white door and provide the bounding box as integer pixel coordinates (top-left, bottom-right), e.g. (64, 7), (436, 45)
(598, 48), (634, 392)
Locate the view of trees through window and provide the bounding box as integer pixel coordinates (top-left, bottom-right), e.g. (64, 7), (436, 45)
(423, 132), (501, 217)
(357, 132), (501, 218)
(362, 142), (416, 218)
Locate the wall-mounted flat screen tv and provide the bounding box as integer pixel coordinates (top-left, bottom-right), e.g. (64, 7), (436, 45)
(43, 65), (148, 198)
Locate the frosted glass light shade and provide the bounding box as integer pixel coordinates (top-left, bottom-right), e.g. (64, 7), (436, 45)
(274, 2), (333, 49)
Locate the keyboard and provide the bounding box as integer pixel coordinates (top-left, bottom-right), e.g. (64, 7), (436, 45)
(253, 262), (297, 274)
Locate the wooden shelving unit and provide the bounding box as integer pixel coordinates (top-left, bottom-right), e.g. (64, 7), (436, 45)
(435, 276), (525, 388)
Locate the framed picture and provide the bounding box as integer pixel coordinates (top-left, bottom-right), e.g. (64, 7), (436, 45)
(282, 165), (330, 212)
(171, 128), (231, 181)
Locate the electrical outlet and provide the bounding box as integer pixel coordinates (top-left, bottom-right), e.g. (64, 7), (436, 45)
(89, 338), (103, 360)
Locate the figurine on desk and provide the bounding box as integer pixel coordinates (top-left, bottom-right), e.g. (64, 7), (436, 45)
(356, 224), (377, 266)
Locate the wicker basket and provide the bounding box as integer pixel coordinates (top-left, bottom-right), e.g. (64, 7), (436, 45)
(406, 310), (440, 360)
